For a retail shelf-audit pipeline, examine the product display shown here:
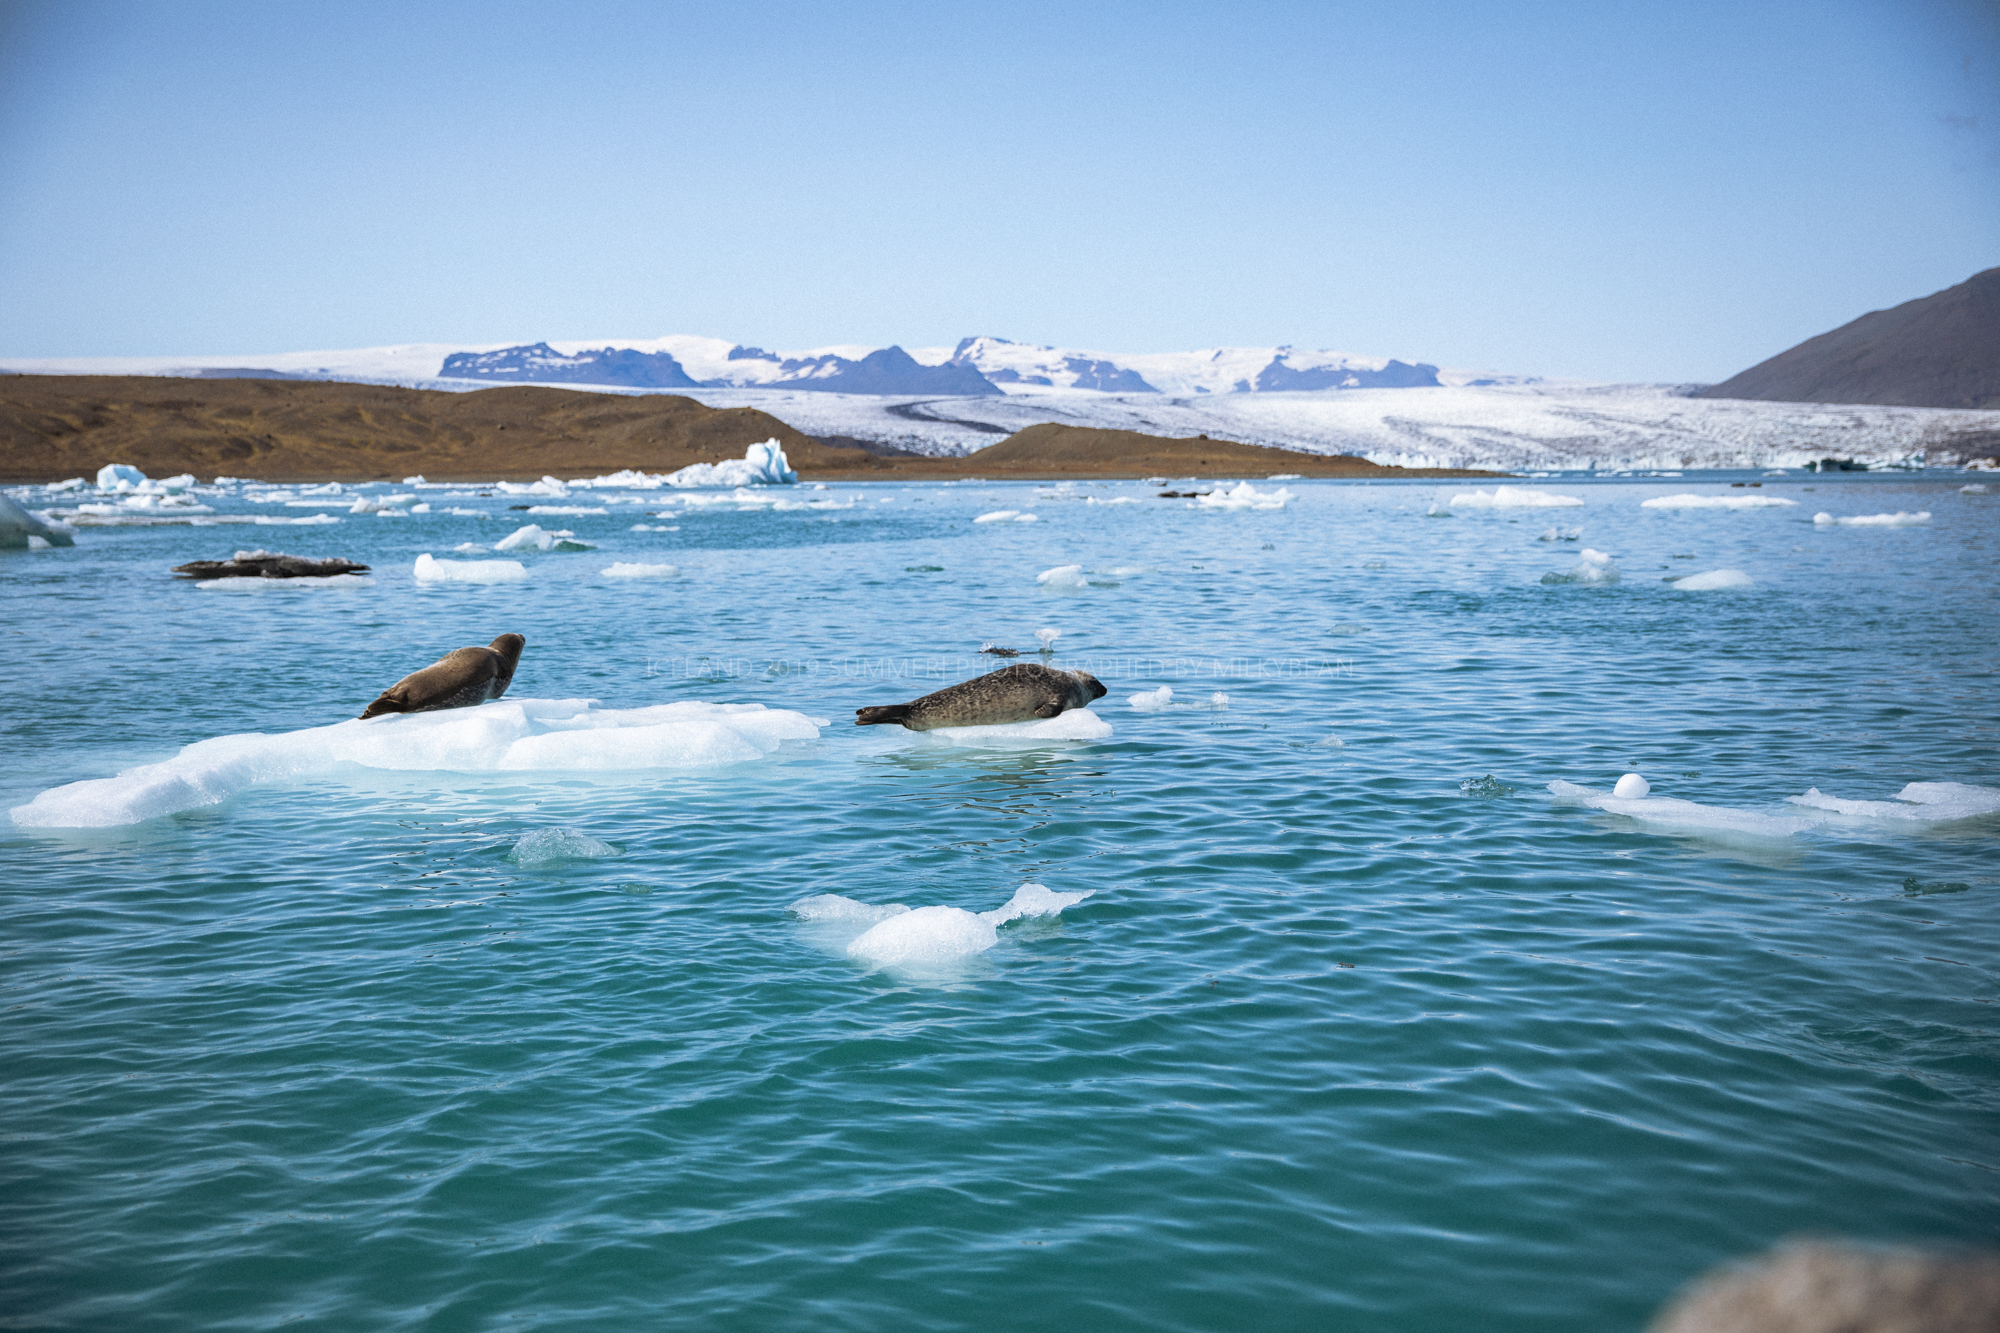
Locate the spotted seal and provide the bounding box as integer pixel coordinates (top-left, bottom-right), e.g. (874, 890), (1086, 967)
(360, 634), (525, 719)
(855, 663), (1106, 730)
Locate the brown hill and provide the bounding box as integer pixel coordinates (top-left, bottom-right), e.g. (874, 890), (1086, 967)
(0, 375), (1495, 483)
(1698, 268), (2000, 410)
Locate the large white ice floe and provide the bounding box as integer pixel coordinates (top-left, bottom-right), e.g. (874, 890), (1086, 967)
(789, 882), (1094, 972)
(413, 553), (529, 584)
(10, 698), (828, 829)
(1449, 486), (1583, 509)
(1547, 779), (1816, 839)
(914, 711), (1113, 749)
(1640, 493), (1798, 510)
(1196, 481), (1292, 510)
(1786, 782), (2000, 824)
(0, 495), (77, 548)
(1669, 568), (1754, 591)
(1812, 510), (1931, 527)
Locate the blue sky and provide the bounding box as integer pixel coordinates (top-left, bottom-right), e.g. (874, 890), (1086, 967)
(0, 0), (1994, 381)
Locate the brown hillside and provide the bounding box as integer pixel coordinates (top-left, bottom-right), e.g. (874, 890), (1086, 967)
(0, 375), (1497, 483)
(0, 375), (902, 483)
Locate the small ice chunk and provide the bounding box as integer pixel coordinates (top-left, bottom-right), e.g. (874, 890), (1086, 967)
(1786, 782), (2000, 823)
(1537, 526), (1581, 541)
(1812, 511), (1931, 527)
(1640, 493), (1797, 510)
(974, 509), (1020, 523)
(525, 505), (608, 516)
(1014, 512), (1039, 522)
(602, 562), (679, 579)
(979, 882), (1092, 925)
(1670, 569), (1754, 590)
(1128, 685), (1173, 711)
(1267, 473), (1302, 481)
(1208, 692), (1229, 709)
(1541, 548), (1620, 585)
(660, 439), (796, 488)
(403, 475), (427, 485)
(452, 542), (489, 554)
(495, 524), (555, 551)
(1613, 773), (1650, 799)
(789, 894), (911, 925)
(413, 553), (528, 584)
(1961, 484), (1989, 494)
(846, 906), (997, 967)
(95, 463), (145, 489)
(1450, 486), (1583, 509)
(1037, 564), (1088, 588)
(1197, 481), (1292, 510)
(1035, 627), (1061, 651)
(510, 828), (619, 867)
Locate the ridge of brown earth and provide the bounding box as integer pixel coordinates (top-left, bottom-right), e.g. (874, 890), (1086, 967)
(0, 375), (1499, 483)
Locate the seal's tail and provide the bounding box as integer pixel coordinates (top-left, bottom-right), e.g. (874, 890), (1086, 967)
(855, 704), (913, 727)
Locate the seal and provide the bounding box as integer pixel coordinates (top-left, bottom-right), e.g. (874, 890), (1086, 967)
(360, 634), (526, 719)
(855, 663), (1106, 731)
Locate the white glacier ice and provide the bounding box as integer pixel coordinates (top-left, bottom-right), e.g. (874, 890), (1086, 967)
(1786, 782), (2000, 823)
(1812, 511), (1931, 527)
(95, 463), (145, 489)
(413, 553), (529, 584)
(1670, 569), (1754, 590)
(601, 562), (679, 579)
(1541, 548), (1620, 585)
(916, 711), (1113, 749)
(1196, 481), (1292, 510)
(1613, 773), (1650, 798)
(510, 828), (620, 867)
(494, 524), (595, 552)
(1037, 564), (1088, 588)
(1128, 686), (1173, 710)
(790, 882), (1094, 972)
(974, 509), (1021, 523)
(1640, 494), (1797, 510)
(651, 440), (797, 488)
(1547, 779), (1816, 839)
(1449, 486), (1583, 509)
(10, 698), (827, 828)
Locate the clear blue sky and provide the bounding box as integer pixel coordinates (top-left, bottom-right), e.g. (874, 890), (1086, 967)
(1, 0), (1995, 381)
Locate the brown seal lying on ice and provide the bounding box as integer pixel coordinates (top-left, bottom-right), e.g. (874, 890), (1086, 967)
(360, 634), (526, 719)
(174, 550), (369, 579)
(855, 663), (1106, 731)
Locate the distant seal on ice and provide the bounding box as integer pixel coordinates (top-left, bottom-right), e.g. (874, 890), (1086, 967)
(360, 634), (525, 719)
(855, 663), (1106, 731)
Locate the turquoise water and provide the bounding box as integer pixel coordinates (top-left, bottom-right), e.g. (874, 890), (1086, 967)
(3, 473), (1996, 1330)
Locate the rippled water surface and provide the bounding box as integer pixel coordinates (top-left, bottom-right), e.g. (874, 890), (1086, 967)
(4, 474), (1997, 1331)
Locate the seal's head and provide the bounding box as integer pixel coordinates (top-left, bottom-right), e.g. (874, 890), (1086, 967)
(489, 633), (526, 668)
(1073, 670), (1107, 701)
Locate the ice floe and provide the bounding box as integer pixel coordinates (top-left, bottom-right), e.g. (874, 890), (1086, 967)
(1128, 685), (1173, 711)
(1641, 493), (1797, 510)
(601, 562), (679, 579)
(1037, 564), (1088, 589)
(1450, 486), (1583, 509)
(1541, 548), (1620, 584)
(413, 553), (529, 584)
(1786, 782), (2000, 824)
(975, 509), (1021, 523)
(495, 524), (595, 552)
(10, 698), (828, 828)
(1547, 779), (1816, 839)
(915, 711), (1113, 749)
(789, 882), (1093, 973)
(0, 495), (76, 548)
(1813, 511), (1931, 527)
(1669, 568), (1754, 590)
(1196, 481), (1292, 510)
(510, 828), (620, 867)
(524, 505), (607, 516)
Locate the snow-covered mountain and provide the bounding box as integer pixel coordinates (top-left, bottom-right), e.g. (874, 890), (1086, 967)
(0, 334), (1517, 396)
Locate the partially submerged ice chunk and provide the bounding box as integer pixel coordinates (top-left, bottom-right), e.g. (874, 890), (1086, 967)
(510, 827), (620, 867)
(1786, 782), (2000, 823)
(1547, 779), (1816, 839)
(1669, 568), (1753, 590)
(916, 711), (1113, 749)
(1450, 486), (1583, 509)
(1128, 685), (1173, 711)
(1813, 511), (1931, 527)
(1641, 493), (1797, 510)
(792, 883), (1094, 972)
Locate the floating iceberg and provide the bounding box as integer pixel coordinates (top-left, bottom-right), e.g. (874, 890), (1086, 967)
(1197, 481), (1292, 510)
(1547, 779), (1815, 839)
(916, 711), (1113, 749)
(1786, 782), (2000, 824)
(1812, 511), (1931, 527)
(1541, 548), (1620, 585)
(1037, 564), (1088, 588)
(10, 698), (827, 828)
(790, 883), (1094, 972)
(601, 562), (679, 579)
(974, 509), (1021, 523)
(1670, 568), (1754, 590)
(1449, 486), (1582, 509)
(0, 495), (76, 548)
(494, 524), (595, 552)
(510, 827), (620, 867)
(413, 553), (529, 584)
(661, 440), (797, 488)
(1128, 685), (1173, 711)
(1641, 494), (1797, 510)
(95, 463), (145, 490)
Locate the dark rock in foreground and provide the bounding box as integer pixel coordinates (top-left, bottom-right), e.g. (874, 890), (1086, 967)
(1699, 268), (2000, 409)
(174, 550), (370, 580)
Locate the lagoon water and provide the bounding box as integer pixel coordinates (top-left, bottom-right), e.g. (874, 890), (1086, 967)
(3, 472), (1996, 1330)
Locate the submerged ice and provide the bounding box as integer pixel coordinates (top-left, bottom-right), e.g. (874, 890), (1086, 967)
(1786, 782), (2000, 824)
(788, 883), (1094, 971)
(10, 699), (828, 829)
